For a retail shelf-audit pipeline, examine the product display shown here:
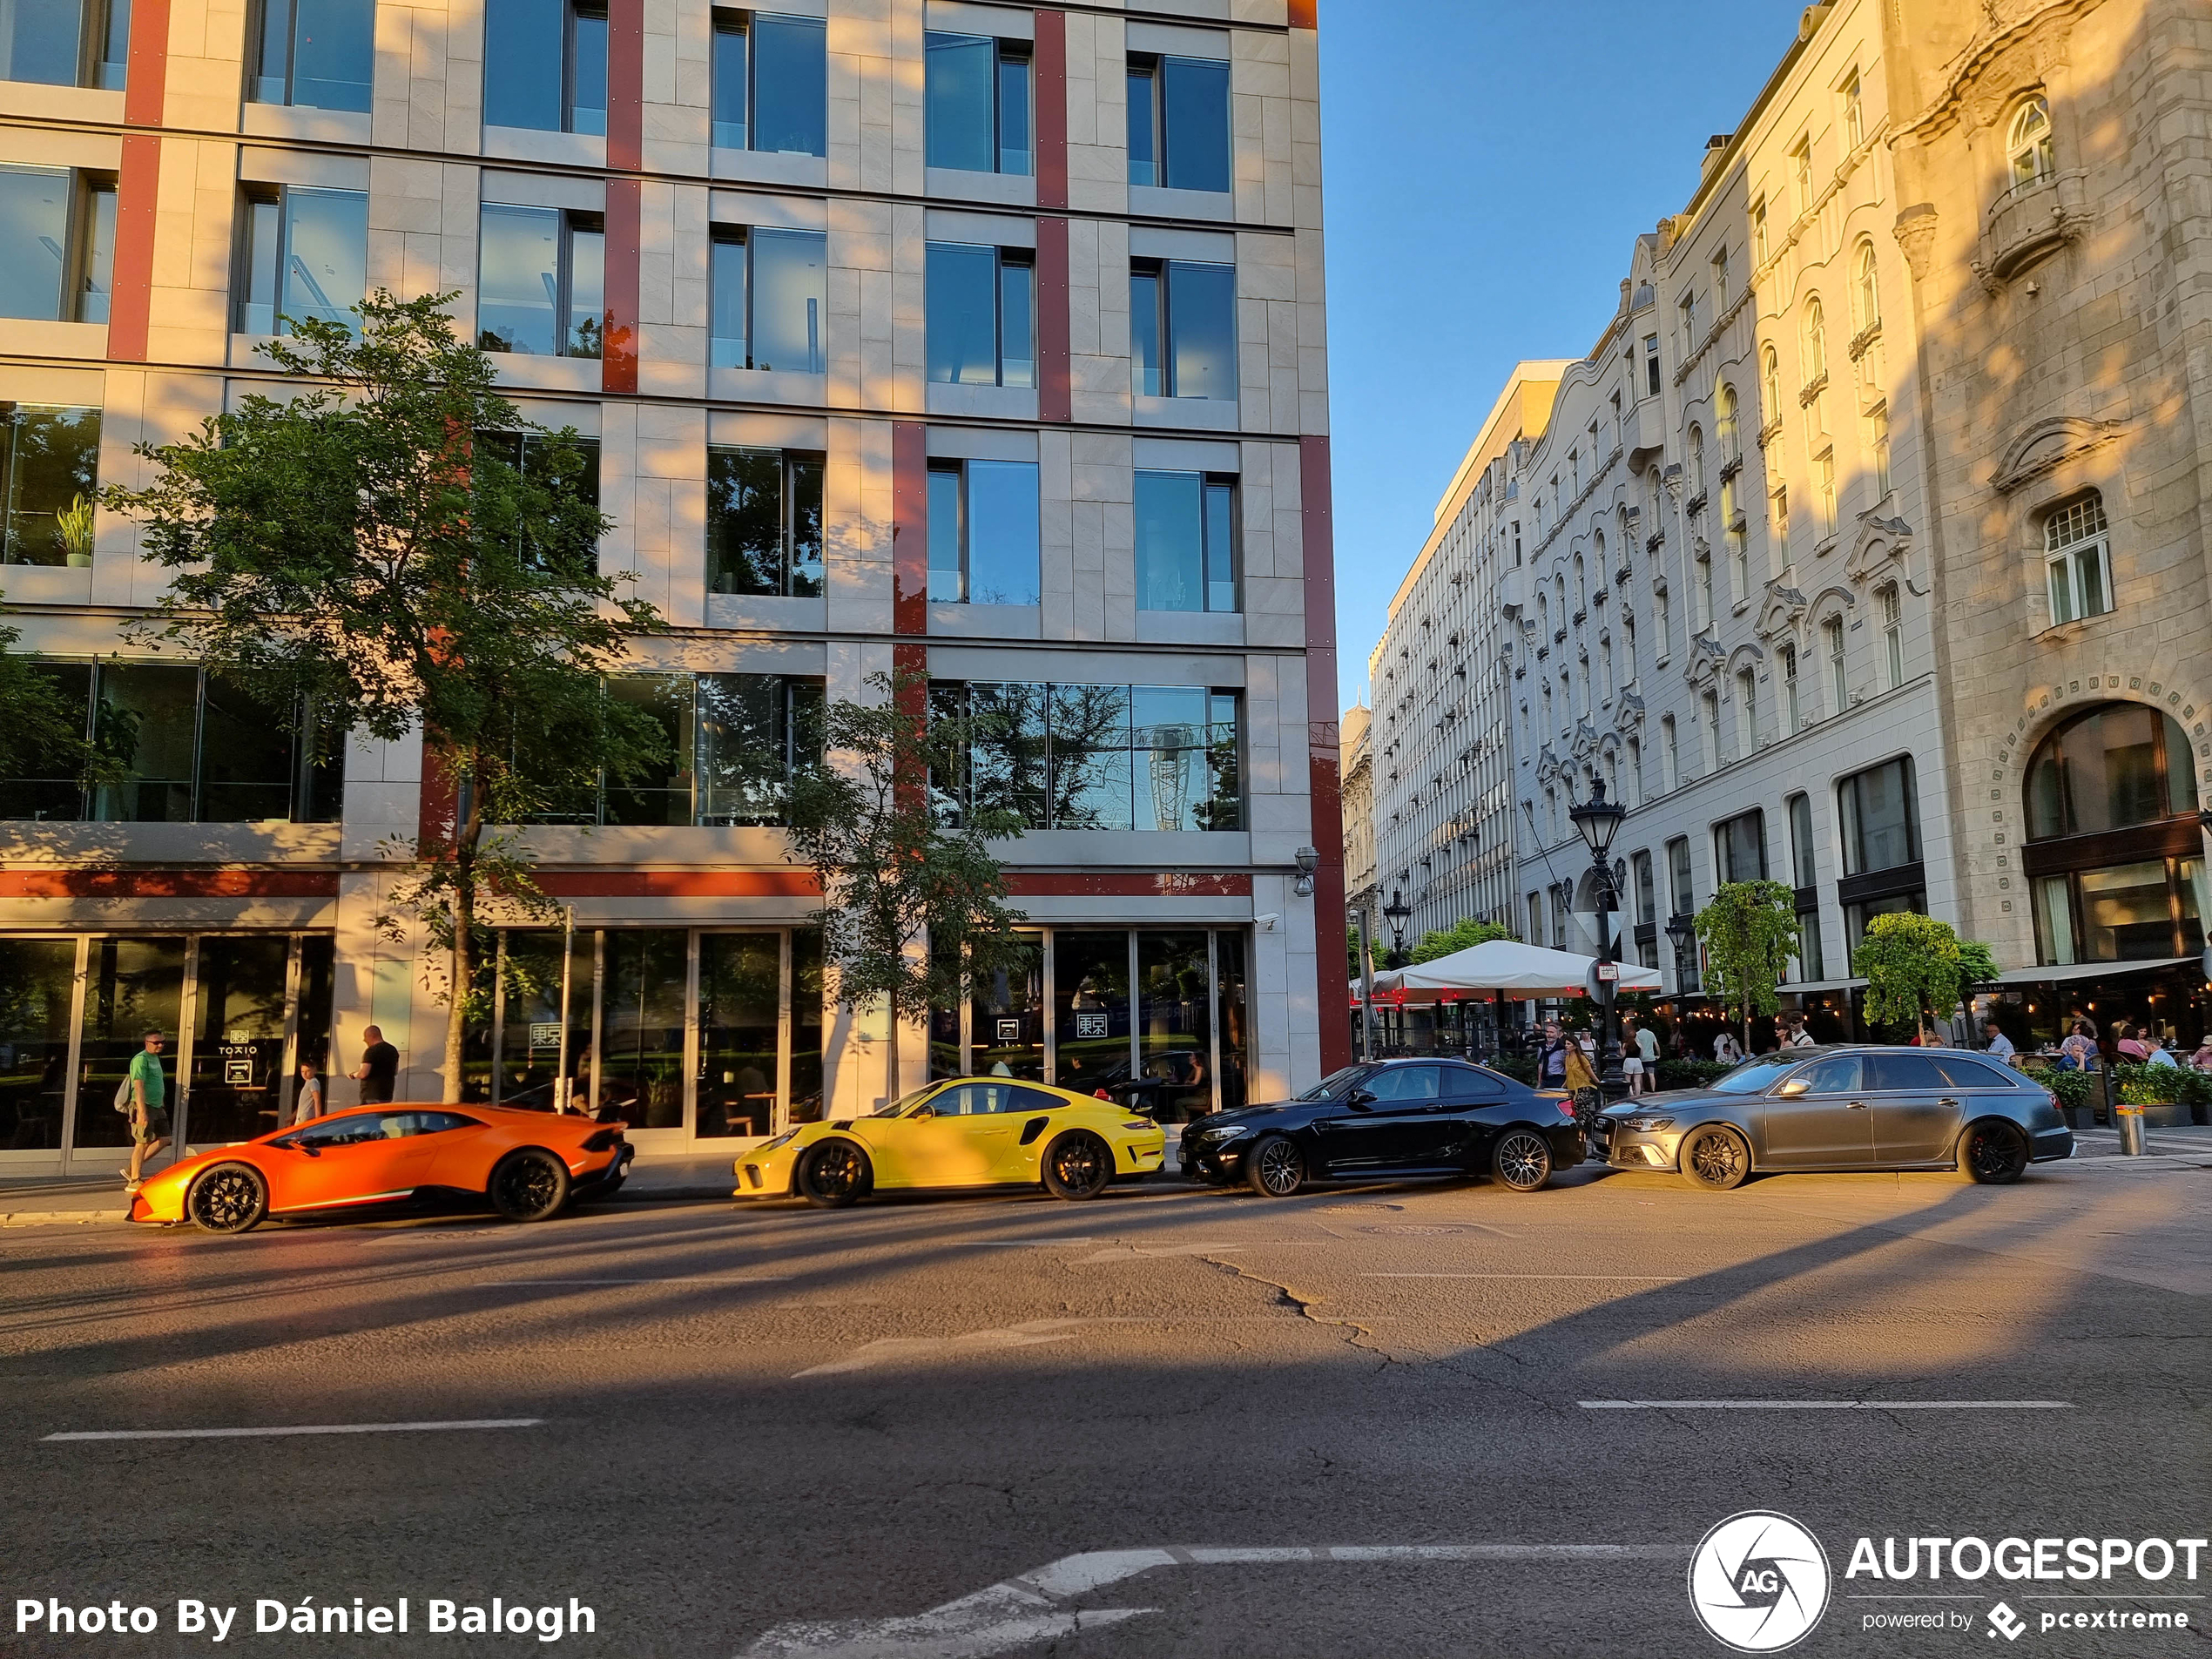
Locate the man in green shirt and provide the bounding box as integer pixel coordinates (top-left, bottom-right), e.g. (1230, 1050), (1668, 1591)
(125, 1029), (170, 1193)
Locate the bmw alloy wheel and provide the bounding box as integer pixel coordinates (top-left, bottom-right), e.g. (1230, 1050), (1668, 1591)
(1246, 1134), (1305, 1197)
(1492, 1130), (1553, 1192)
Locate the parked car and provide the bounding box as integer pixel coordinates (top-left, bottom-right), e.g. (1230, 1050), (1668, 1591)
(736, 1077), (1169, 1207)
(1590, 1045), (2073, 1189)
(130, 1103), (632, 1233)
(1178, 1057), (1583, 1197)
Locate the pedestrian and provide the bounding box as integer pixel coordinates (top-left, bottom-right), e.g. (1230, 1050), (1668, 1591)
(352, 1024), (400, 1104)
(2060, 1021), (2098, 1072)
(121, 1029), (171, 1194)
(1633, 1018), (1660, 1092)
(1982, 1021), (2016, 1065)
(293, 1058), (325, 1126)
(1713, 1028), (1742, 1065)
(2114, 1021), (2149, 1063)
(2146, 1034), (2178, 1069)
(1787, 1014), (1816, 1048)
(1621, 1018), (1647, 1095)
(2190, 1036), (2212, 1073)
(1537, 1020), (1569, 1089)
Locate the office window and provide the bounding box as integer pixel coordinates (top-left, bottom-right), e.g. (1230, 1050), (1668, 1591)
(0, 660), (342, 824)
(710, 226), (827, 373)
(2006, 96), (2053, 190)
(249, 0), (373, 111)
(1760, 344), (1781, 428)
(1840, 69), (1863, 150)
(1823, 614), (1845, 710)
(707, 446), (823, 597)
(1723, 482), (1746, 599)
(1625, 736), (1642, 807)
(235, 185), (368, 335)
(1678, 291), (1696, 354)
(1780, 644), (1799, 735)
(482, 0), (606, 135)
(1716, 807), (1766, 883)
(1633, 850), (1655, 925)
(1735, 668), (1757, 754)
(2043, 492), (2112, 625)
(478, 205), (604, 358)
(927, 30), (1030, 175)
(1660, 714), (1678, 792)
(711, 10), (827, 156)
(472, 430), (600, 574)
(1, 0), (129, 87)
(1131, 258), (1235, 400)
(1838, 755), (1919, 876)
(0, 165), (115, 323)
(1688, 427), (1704, 498)
(933, 680), (1241, 833)
(1128, 51), (1231, 192)
(1527, 893), (1542, 946)
(927, 240), (1034, 388)
(1642, 334), (1660, 397)
(698, 674), (824, 826)
(0, 403), (98, 570)
(927, 458), (1040, 606)
(1134, 469), (1236, 613)
(1654, 585), (1669, 654)
(1879, 583), (1903, 686)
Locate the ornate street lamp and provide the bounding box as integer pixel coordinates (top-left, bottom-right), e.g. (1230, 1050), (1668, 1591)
(1568, 779), (1629, 1099)
(1383, 887), (1413, 968)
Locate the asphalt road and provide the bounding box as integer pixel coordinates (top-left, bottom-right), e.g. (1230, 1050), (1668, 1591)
(0, 1157), (2205, 1659)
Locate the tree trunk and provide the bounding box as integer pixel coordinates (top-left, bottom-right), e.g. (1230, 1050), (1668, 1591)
(884, 988), (900, 1109)
(442, 759), (482, 1105)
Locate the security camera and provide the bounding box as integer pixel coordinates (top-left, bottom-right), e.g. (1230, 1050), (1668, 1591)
(1254, 913), (1282, 932)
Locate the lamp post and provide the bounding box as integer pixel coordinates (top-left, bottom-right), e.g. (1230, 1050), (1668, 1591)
(1383, 887), (1413, 968)
(1568, 779), (1628, 1100)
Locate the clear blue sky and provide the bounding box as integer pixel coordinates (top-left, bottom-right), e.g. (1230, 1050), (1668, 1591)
(1319, 1), (1804, 711)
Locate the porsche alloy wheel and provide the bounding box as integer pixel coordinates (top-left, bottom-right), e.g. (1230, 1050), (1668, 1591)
(1959, 1120), (2029, 1184)
(1491, 1130), (1553, 1193)
(1042, 1131), (1114, 1200)
(797, 1140), (870, 1208)
(1244, 1134), (1306, 1197)
(489, 1149), (571, 1222)
(187, 1163), (267, 1234)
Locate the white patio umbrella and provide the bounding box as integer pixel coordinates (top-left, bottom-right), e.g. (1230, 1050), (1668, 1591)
(1372, 938), (1662, 1003)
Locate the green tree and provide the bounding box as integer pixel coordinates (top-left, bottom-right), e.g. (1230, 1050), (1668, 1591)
(0, 601), (109, 792)
(1410, 916), (1517, 965)
(1694, 880), (1799, 1047)
(785, 667), (1030, 1103)
(1853, 911), (1966, 1043)
(105, 291), (665, 1099)
(1957, 939), (2001, 988)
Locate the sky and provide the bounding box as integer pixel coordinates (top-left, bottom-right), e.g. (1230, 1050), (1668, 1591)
(1318, 0), (1808, 711)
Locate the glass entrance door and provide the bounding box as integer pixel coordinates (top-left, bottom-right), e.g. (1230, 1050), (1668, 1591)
(72, 937), (187, 1161)
(698, 934), (781, 1137)
(185, 935), (293, 1146)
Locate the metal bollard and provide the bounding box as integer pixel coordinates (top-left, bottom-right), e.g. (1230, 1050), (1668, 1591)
(2115, 1099), (2147, 1157)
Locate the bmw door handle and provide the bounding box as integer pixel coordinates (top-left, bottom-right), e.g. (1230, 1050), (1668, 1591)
(1938, 1097), (1959, 1109)
(1846, 1100), (1870, 1109)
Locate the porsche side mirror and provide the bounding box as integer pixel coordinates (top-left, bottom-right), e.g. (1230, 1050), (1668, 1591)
(910, 1105), (934, 1121)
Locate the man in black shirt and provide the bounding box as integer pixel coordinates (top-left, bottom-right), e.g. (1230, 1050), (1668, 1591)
(353, 1025), (401, 1104)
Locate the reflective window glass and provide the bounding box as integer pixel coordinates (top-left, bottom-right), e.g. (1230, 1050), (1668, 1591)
(751, 13), (826, 156)
(1216, 929), (1247, 1109)
(698, 934), (779, 1137)
(1161, 57), (1230, 192)
(278, 187), (368, 334)
(927, 241), (1000, 386)
(2026, 705), (2193, 840)
(0, 661), (91, 819)
(0, 167), (70, 320)
(1133, 685), (1210, 832)
(570, 4), (607, 135)
(0, 0), (84, 84)
(1136, 931), (1211, 1122)
(965, 459), (1039, 606)
(93, 662), (199, 823)
(749, 228), (826, 374)
(73, 936), (185, 1154)
(288, 0), (374, 111)
(708, 232), (745, 368)
(711, 12), (748, 149)
(1165, 260), (1236, 400)
(2078, 860), (2177, 961)
(1931, 1056), (2013, 1089)
(601, 675), (695, 826)
(971, 932), (1043, 1082)
(198, 671), (299, 822)
(1051, 932), (1130, 1099)
(791, 927), (825, 1122)
(1789, 1055), (1859, 1095)
(927, 464), (963, 603)
(1126, 61), (1157, 186)
(482, 0), (563, 130)
(3, 404), (101, 567)
(708, 446), (783, 596)
(495, 928), (593, 1109)
(1134, 469), (1203, 613)
(1364, 1064), (1440, 1102)
(477, 204), (560, 354)
(925, 32), (995, 172)
(187, 934), (292, 1143)
(0, 938), (77, 1151)
(1049, 683), (1134, 830)
(1130, 268), (1161, 396)
(1866, 1053), (1948, 1092)
(1838, 755), (1918, 875)
(598, 930), (688, 1129)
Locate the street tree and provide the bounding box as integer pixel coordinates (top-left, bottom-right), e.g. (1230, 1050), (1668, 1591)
(1853, 911), (1966, 1043)
(785, 667), (1031, 1102)
(1694, 880), (1799, 1048)
(105, 291), (666, 1099)
(0, 601), (111, 795)
(1410, 916), (1516, 965)
(1957, 939), (2001, 988)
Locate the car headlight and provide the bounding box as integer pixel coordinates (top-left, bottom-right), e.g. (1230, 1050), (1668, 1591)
(1200, 1122), (1255, 1142)
(1122, 1120), (1156, 1130)
(755, 1130), (799, 1153)
(1623, 1116), (1675, 1133)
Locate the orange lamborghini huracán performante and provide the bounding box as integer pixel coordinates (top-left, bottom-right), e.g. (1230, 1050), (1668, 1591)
(129, 1104), (634, 1233)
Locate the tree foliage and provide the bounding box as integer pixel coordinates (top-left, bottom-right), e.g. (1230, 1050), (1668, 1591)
(1853, 911), (1966, 1042)
(1956, 939), (2001, 987)
(105, 292), (666, 1096)
(785, 667), (1030, 1101)
(1410, 916), (1517, 965)
(0, 602), (110, 791)
(1694, 880), (1799, 1042)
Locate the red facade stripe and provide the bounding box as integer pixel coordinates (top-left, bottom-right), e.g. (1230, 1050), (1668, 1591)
(602, 178), (641, 394)
(122, 0), (169, 125)
(0, 870), (339, 899)
(605, 0), (644, 172)
(1033, 10), (1069, 211)
(105, 133), (160, 364)
(1300, 435), (1351, 1075)
(892, 421), (928, 636)
(1286, 0), (1318, 30)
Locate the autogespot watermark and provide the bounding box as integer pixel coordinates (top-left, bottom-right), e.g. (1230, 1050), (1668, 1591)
(1689, 1514), (2208, 1649)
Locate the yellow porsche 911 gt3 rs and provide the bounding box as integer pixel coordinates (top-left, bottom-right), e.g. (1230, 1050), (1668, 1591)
(734, 1077), (1168, 1206)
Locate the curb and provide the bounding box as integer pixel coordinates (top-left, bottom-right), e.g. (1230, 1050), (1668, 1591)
(1, 1210), (131, 1227)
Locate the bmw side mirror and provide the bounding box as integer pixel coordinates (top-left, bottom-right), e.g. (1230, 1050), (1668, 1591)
(1347, 1088), (1377, 1109)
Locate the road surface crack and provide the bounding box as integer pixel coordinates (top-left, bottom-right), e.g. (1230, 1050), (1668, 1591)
(1197, 1256), (1401, 1369)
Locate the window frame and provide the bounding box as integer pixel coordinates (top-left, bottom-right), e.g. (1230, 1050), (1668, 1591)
(705, 444), (825, 599)
(927, 455), (1042, 608)
(711, 224), (830, 374)
(248, 0), (374, 112)
(233, 181), (368, 338)
(927, 239), (1035, 389)
(478, 202), (605, 360)
(1130, 255), (1237, 401)
(2041, 491), (2113, 628)
(2005, 95), (2054, 192)
(926, 29), (1033, 177)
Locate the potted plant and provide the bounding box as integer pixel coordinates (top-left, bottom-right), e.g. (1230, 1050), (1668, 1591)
(59, 494), (95, 568)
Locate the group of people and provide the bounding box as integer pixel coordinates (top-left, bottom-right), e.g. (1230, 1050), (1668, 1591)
(1536, 1017), (1663, 1096)
(2042, 1015), (2212, 1074)
(118, 1024), (401, 1194)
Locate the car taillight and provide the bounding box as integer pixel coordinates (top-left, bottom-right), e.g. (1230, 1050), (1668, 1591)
(1557, 1100), (1579, 1120)
(1096, 1089), (1110, 1099)
(583, 1129), (623, 1151)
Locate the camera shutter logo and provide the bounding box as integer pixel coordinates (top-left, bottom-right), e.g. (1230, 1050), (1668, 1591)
(1687, 1511), (1831, 1652)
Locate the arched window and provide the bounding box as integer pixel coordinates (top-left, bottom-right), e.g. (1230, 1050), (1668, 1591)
(1803, 299), (1825, 386)
(1573, 552), (1587, 611)
(1689, 424), (1705, 496)
(1716, 384), (1738, 458)
(1852, 241), (1879, 334)
(2024, 703), (2206, 964)
(2006, 96), (2054, 189)
(2044, 491), (2114, 624)
(1761, 345), (1781, 424)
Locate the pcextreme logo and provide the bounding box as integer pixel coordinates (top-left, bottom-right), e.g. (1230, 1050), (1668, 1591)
(1688, 1511), (1832, 1653)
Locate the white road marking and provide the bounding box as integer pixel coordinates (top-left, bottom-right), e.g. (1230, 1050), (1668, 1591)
(1365, 1272), (1683, 1281)
(1076, 1241), (1322, 1263)
(740, 1542), (1688, 1657)
(795, 1320), (1086, 1377)
(1579, 1399), (2074, 1411)
(1353, 1283), (1681, 1291)
(44, 1418), (543, 1442)
(489, 1277), (793, 1285)
(958, 1239), (1096, 1248)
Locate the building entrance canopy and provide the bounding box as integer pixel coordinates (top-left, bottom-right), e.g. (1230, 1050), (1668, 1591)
(1372, 939), (1662, 1003)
